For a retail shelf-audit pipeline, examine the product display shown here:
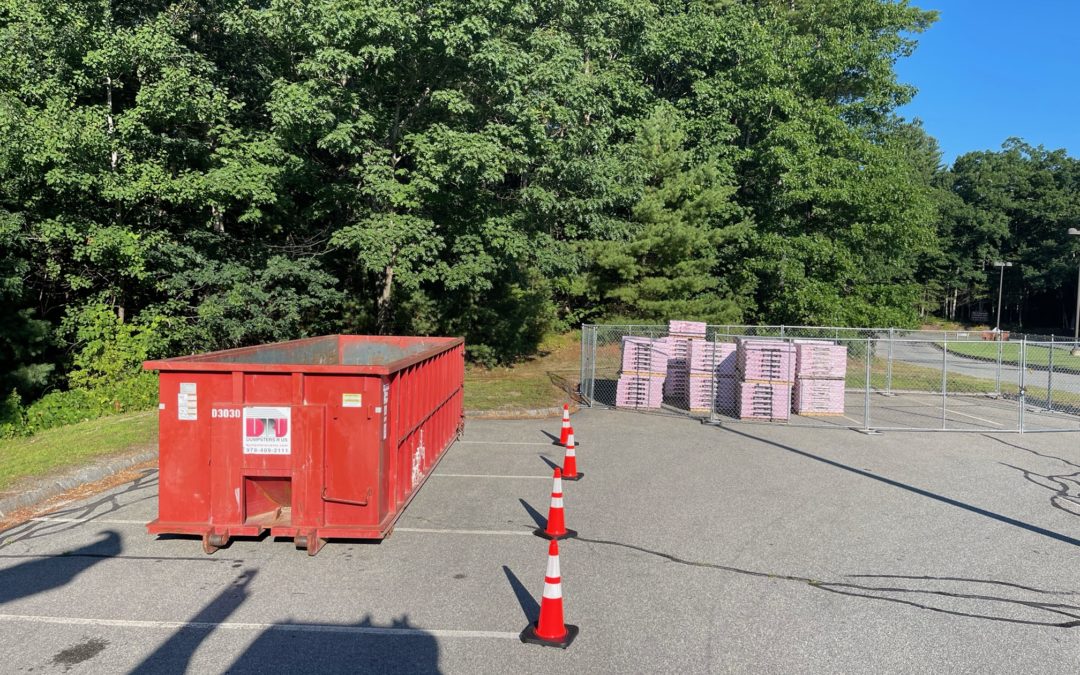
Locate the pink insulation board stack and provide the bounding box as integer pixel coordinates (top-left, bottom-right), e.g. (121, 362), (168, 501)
(792, 340), (847, 415)
(616, 375), (665, 408)
(620, 336), (672, 373)
(667, 320), (707, 338)
(736, 339), (795, 383)
(792, 379), (846, 415)
(686, 377), (737, 413)
(737, 382), (792, 420)
(616, 336), (668, 409)
(689, 340), (737, 376)
(794, 341), (848, 379)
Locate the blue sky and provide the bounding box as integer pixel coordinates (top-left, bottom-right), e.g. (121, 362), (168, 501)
(894, 1), (1079, 166)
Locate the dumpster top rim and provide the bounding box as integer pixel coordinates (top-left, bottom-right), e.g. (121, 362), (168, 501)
(143, 334), (463, 375)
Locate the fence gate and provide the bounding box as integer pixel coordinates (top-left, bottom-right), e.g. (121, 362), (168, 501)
(579, 324), (1080, 434)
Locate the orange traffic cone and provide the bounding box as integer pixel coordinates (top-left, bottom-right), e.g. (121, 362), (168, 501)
(558, 404), (571, 445)
(520, 539), (579, 648)
(535, 467), (577, 540)
(561, 433), (582, 481)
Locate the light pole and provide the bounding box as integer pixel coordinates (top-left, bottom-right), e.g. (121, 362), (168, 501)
(992, 261), (1013, 333)
(1069, 228), (1080, 356)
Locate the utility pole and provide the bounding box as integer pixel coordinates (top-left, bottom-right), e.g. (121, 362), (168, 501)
(992, 261), (1013, 333)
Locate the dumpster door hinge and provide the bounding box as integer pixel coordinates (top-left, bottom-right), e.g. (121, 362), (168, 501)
(322, 486), (371, 507)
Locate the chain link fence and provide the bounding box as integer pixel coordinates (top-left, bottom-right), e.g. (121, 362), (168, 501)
(579, 324), (1080, 433)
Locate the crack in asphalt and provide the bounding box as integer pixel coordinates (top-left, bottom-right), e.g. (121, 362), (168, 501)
(576, 536), (1080, 629)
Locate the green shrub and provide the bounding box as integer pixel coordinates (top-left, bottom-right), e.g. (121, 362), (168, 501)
(3, 373), (159, 438)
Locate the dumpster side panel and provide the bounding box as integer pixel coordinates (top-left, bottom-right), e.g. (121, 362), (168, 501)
(387, 344), (464, 516)
(155, 371), (233, 526)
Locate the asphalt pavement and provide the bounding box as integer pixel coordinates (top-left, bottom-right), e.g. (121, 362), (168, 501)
(2, 411), (1080, 672)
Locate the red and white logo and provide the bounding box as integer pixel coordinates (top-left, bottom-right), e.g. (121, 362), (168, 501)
(242, 406), (291, 455)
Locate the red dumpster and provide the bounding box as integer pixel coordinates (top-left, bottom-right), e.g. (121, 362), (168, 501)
(143, 335), (464, 555)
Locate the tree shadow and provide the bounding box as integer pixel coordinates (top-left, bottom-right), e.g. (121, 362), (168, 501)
(226, 614), (442, 674)
(577, 536), (1080, 628)
(0, 530), (122, 604)
(0, 469), (158, 545)
(130, 569), (257, 674)
(720, 426), (1080, 548)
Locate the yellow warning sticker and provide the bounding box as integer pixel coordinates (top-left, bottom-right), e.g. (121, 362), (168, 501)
(342, 393), (362, 408)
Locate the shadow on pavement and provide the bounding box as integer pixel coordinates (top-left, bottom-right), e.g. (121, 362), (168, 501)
(518, 498), (546, 530)
(0, 530), (121, 605)
(0, 469), (157, 546)
(227, 615), (442, 674)
(502, 565), (540, 623)
(130, 569), (257, 674)
(578, 534), (1080, 628)
(720, 426), (1080, 548)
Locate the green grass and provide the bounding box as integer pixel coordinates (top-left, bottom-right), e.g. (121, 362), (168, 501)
(0, 411), (157, 492)
(943, 341), (1080, 371)
(847, 358), (1023, 395)
(464, 332), (580, 411)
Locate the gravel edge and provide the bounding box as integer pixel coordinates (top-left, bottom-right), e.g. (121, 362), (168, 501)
(0, 448), (158, 518)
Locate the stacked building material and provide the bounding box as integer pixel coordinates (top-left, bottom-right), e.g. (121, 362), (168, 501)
(736, 339), (795, 421)
(674, 340), (738, 413)
(792, 341), (847, 415)
(615, 336), (669, 409)
(668, 320), (707, 337)
(662, 320), (707, 408)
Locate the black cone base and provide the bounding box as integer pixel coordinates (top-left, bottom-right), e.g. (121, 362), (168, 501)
(561, 472), (583, 481)
(533, 527), (577, 540)
(520, 623), (579, 649)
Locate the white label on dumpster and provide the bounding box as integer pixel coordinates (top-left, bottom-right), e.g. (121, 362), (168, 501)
(242, 406), (291, 455)
(342, 393), (362, 408)
(178, 383), (198, 421)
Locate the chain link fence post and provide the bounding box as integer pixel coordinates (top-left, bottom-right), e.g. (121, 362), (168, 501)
(941, 332), (948, 430)
(995, 335), (1003, 395)
(1048, 334), (1054, 413)
(589, 325), (598, 405)
(864, 336), (872, 432)
(579, 324), (588, 405)
(1019, 336), (1027, 434)
(885, 327), (894, 395)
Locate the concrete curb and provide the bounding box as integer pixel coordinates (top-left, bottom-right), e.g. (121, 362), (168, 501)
(0, 448), (158, 519)
(465, 403), (581, 420)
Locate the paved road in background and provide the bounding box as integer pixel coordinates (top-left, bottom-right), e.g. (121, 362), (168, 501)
(2, 412), (1080, 672)
(888, 339), (1080, 397)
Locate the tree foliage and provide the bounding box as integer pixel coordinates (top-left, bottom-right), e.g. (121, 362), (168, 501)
(1, 0), (1077, 406)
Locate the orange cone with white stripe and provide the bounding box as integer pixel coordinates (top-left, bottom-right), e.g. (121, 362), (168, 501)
(558, 405), (571, 445)
(535, 467), (576, 540)
(520, 539), (579, 648)
(561, 433), (582, 481)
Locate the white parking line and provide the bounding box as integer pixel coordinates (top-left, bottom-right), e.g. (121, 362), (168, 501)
(0, 614), (519, 640)
(433, 474), (549, 479)
(395, 527), (532, 536)
(457, 440), (554, 446)
(30, 517), (145, 525)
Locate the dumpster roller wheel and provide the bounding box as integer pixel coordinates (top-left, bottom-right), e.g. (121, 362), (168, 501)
(295, 532), (323, 556)
(203, 533), (228, 555)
